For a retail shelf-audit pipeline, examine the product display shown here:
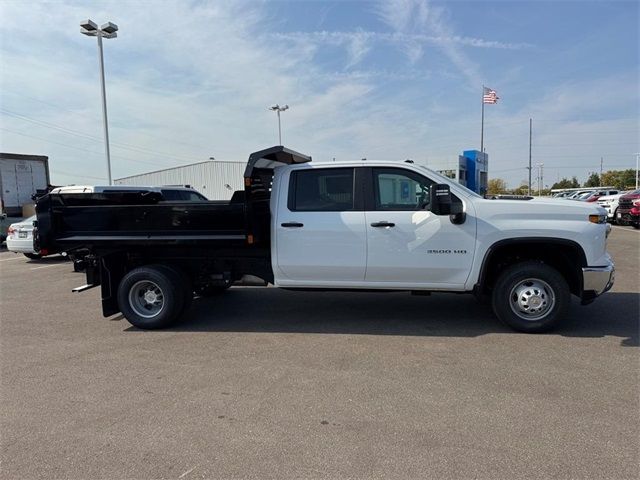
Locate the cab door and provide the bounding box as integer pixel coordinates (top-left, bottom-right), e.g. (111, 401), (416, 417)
(364, 167), (476, 288)
(274, 167), (367, 285)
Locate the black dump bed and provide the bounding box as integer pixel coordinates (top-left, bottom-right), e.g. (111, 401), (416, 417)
(35, 193), (246, 253)
(35, 146), (311, 255)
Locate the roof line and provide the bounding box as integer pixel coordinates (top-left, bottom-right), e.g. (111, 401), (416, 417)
(114, 159), (245, 181)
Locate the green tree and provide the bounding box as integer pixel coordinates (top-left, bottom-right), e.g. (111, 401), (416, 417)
(584, 172), (601, 187)
(551, 176), (580, 190)
(488, 178), (507, 195)
(601, 169), (638, 190)
(511, 183), (530, 196)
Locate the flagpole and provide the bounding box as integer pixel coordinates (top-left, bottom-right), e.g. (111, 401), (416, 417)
(480, 85), (485, 153)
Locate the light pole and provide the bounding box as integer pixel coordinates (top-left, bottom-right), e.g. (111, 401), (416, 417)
(635, 153), (639, 190)
(269, 104), (289, 145)
(536, 163), (544, 196)
(80, 19), (118, 185)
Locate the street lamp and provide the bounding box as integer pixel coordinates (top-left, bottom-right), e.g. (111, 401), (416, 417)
(269, 104), (289, 145)
(635, 153), (639, 190)
(80, 19), (118, 185)
(536, 162), (544, 196)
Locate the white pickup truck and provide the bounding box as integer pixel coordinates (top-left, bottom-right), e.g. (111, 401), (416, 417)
(35, 146), (615, 333)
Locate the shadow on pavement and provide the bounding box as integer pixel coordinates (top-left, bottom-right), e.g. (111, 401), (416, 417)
(24, 254), (68, 264)
(124, 288), (639, 346)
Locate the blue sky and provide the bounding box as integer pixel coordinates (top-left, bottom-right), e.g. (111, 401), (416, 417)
(0, 0), (638, 188)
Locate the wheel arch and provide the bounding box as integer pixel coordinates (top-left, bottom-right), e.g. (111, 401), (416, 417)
(476, 237), (587, 297)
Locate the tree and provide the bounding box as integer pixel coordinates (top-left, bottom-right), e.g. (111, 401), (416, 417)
(512, 183), (530, 196)
(487, 178), (507, 195)
(551, 176), (580, 190)
(584, 172), (600, 188)
(600, 169), (638, 190)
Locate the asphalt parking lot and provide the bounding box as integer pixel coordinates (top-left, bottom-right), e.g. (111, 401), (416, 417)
(1, 227), (638, 480)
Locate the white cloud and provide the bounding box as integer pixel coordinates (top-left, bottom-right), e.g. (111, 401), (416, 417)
(374, 0), (483, 86)
(0, 0), (636, 190)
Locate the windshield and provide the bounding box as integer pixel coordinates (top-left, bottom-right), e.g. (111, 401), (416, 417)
(414, 164), (482, 198)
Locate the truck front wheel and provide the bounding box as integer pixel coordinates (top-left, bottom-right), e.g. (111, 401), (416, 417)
(117, 265), (185, 329)
(491, 261), (570, 333)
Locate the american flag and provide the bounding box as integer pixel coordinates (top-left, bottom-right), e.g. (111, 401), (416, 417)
(483, 87), (499, 104)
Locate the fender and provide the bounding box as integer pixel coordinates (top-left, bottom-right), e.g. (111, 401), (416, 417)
(474, 237), (588, 291)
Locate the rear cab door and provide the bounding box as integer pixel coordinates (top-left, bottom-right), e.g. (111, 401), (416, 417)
(272, 165), (367, 286)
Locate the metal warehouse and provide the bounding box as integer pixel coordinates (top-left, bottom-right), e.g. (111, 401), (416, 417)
(114, 160), (246, 200)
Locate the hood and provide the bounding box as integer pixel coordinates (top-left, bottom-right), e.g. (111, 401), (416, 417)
(597, 193), (624, 202)
(621, 191), (640, 200)
(534, 196), (605, 212)
(477, 195), (605, 216)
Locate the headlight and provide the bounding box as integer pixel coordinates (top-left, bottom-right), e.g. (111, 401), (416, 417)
(589, 214), (606, 224)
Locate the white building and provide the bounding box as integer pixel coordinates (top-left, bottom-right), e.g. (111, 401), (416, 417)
(114, 160), (246, 200)
(424, 156), (468, 187)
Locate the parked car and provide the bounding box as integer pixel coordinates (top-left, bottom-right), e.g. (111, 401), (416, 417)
(577, 189), (619, 202)
(597, 190), (637, 222)
(566, 190), (592, 200)
(616, 190), (640, 227)
(629, 199), (640, 229)
(6, 215), (42, 259)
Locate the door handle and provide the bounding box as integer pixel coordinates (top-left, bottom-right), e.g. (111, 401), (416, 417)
(281, 222), (304, 228)
(371, 221), (395, 228)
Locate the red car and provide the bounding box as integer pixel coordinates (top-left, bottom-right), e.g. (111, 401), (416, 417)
(616, 191), (640, 228)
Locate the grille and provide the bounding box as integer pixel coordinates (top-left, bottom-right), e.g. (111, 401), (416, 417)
(618, 198), (634, 209)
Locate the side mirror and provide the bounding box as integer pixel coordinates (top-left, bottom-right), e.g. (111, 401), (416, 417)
(429, 184), (456, 215)
(429, 183), (465, 223)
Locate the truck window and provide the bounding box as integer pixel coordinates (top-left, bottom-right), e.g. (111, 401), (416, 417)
(289, 169), (354, 211)
(372, 168), (435, 211)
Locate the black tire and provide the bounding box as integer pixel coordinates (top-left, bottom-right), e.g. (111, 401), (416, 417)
(491, 261), (570, 333)
(117, 265), (185, 329)
(612, 208), (619, 225)
(23, 253), (42, 260)
(165, 266), (193, 314)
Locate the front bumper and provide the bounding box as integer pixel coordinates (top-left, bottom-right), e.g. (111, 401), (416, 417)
(616, 209), (639, 225)
(581, 262), (615, 304)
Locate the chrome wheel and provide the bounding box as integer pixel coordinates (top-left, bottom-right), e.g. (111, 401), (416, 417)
(509, 278), (555, 321)
(129, 280), (165, 318)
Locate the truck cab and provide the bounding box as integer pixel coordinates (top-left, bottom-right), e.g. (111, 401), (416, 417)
(271, 161), (474, 290)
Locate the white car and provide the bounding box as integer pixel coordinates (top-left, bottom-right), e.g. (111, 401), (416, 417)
(5, 215), (41, 259)
(597, 190), (637, 222)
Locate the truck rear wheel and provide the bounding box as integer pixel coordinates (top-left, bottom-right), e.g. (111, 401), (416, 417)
(491, 261), (570, 333)
(117, 265), (185, 329)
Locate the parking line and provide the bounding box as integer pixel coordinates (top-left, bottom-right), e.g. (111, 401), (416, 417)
(0, 256), (24, 262)
(612, 226), (639, 233)
(30, 264), (66, 270)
